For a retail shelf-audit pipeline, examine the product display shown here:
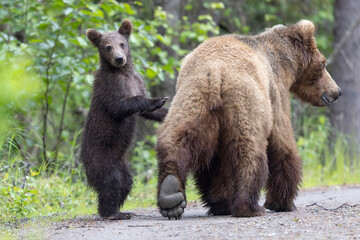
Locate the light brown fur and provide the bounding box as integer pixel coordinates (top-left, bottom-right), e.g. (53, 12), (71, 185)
(157, 20), (341, 218)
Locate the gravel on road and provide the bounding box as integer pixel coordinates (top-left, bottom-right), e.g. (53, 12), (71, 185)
(36, 185), (360, 240)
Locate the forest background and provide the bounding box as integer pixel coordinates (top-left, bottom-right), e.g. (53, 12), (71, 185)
(0, 0), (359, 227)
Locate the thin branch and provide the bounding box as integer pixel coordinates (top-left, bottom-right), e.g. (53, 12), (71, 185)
(6, 4), (12, 44)
(23, 0), (28, 42)
(53, 76), (73, 162)
(306, 202), (360, 211)
(327, 15), (360, 66)
(42, 19), (64, 168)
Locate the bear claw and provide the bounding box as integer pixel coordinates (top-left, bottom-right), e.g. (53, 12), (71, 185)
(158, 174), (186, 220)
(104, 212), (134, 220)
(264, 201), (297, 212)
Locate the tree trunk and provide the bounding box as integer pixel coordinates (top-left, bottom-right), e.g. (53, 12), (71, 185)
(150, 0), (186, 100)
(330, 0), (360, 142)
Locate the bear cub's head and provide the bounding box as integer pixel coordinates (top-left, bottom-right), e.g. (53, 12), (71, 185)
(86, 20), (132, 69)
(273, 20), (342, 107)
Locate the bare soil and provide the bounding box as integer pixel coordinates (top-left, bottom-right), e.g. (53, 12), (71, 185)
(30, 185), (360, 239)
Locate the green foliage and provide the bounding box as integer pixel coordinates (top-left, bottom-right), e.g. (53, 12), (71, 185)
(0, 0), (219, 170)
(297, 113), (360, 187)
(215, 0), (334, 55)
(131, 135), (158, 183)
(0, 47), (40, 132)
(0, 129), (93, 221)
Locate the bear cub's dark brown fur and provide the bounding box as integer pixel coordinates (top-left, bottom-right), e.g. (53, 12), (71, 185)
(81, 20), (168, 220)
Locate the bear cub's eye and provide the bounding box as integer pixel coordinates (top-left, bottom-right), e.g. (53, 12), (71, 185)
(106, 46), (112, 51)
(120, 43), (125, 48)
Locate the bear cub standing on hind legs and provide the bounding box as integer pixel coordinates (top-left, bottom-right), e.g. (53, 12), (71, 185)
(81, 20), (168, 220)
(156, 20), (341, 219)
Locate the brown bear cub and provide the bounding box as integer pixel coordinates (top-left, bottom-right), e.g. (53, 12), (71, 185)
(81, 20), (168, 220)
(156, 20), (341, 219)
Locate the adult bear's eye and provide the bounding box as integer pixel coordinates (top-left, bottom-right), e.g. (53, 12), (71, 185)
(106, 45), (112, 51)
(120, 43), (125, 48)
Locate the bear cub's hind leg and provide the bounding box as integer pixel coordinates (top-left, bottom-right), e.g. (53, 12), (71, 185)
(158, 174), (186, 220)
(97, 165), (134, 220)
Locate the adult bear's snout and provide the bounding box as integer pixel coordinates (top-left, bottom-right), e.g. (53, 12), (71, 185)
(321, 89), (341, 106)
(338, 87), (342, 97)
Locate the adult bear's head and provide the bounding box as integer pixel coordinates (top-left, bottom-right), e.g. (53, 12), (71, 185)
(276, 20), (341, 107)
(86, 19), (133, 69)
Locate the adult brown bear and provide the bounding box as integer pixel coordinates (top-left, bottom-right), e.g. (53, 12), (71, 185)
(156, 20), (341, 219)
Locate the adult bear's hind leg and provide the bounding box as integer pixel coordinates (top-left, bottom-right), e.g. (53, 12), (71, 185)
(229, 148), (268, 217)
(157, 107), (219, 219)
(220, 90), (270, 217)
(158, 174), (186, 219)
(264, 131), (302, 212)
(194, 155), (231, 216)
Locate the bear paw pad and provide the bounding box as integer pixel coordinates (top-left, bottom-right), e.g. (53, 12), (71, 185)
(158, 174), (186, 220)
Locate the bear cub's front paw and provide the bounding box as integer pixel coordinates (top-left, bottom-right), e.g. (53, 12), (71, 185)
(145, 97), (168, 112)
(158, 174), (186, 220)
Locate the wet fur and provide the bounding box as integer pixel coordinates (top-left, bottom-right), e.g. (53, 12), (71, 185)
(81, 20), (168, 219)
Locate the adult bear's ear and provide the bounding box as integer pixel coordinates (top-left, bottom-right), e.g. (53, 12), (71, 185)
(86, 29), (102, 47)
(296, 20), (315, 39)
(288, 20), (317, 67)
(118, 19), (132, 39)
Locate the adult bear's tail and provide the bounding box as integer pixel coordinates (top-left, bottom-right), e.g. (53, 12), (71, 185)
(206, 68), (223, 111)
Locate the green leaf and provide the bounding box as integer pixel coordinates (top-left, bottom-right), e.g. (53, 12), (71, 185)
(298, 137), (305, 147)
(59, 37), (70, 48)
(30, 168), (39, 177)
(146, 68), (157, 79)
(37, 22), (49, 31)
(319, 116), (326, 125)
(76, 36), (87, 47)
(210, 2), (225, 9)
(156, 35), (171, 46)
(198, 15), (213, 21)
(63, 7), (73, 16)
(29, 39), (42, 44)
(265, 14), (277, 22)
(51, 21), (60, 31)
(185, 4), (193, 11)
(63, 0), (75, 5)
(124, 3), (136, 15)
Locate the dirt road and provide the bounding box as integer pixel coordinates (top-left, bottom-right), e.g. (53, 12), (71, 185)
(48, 185), (359, 240)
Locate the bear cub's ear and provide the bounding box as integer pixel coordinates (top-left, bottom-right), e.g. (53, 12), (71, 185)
(86, 29), (102, 47)
(118, 19), (132, 38)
